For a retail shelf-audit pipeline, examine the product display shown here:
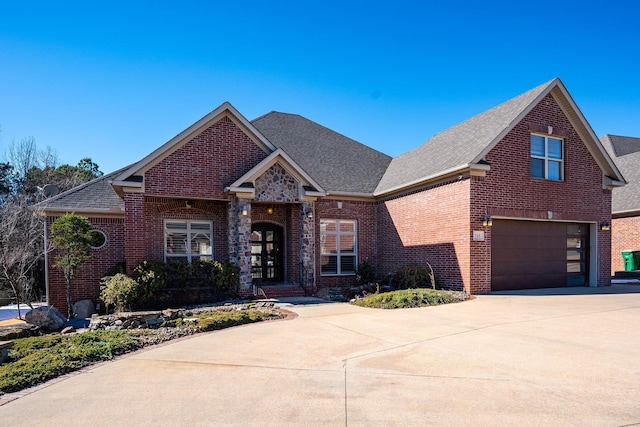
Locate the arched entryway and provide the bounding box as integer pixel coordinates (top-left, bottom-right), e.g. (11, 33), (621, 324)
(251, 223), (284, 283)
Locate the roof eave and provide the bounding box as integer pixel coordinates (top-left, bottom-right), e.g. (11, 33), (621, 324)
(374, 163), (490, 197)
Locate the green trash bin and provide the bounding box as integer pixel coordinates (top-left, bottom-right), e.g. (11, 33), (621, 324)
(622, 250), (637, 271)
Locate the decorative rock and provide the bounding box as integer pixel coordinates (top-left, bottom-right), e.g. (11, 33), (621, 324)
(25, 306), (67, 331)
(72, 299), (96, 319)
(61, 326), (75, 334)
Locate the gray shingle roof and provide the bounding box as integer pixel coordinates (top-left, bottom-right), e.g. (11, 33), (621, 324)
(251, 112), (392, 194)
(375, 79), (556, 194)
(40, 167), (127, 214)
(602, 134), (640, 214)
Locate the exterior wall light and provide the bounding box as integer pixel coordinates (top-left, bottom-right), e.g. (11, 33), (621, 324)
(306, 210), (313, 219)
(241, 203), (248, 216)
(482, 215), (493, 227)
(185, 200), (193, 209)
(267, 207), (274, 215)
(600, 221), (611, 231)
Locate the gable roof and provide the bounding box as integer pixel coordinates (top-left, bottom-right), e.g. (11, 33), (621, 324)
(38, 166), (128, 216)
(113, 102), (276, 185)
(375, 78), (625, 195)
(251, 112), (392, 195)
(601, 134), (640, 215)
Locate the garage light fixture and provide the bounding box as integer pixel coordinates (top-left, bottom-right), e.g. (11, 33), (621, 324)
(482, 215), (493, 227)
(599, 221), (610, 231)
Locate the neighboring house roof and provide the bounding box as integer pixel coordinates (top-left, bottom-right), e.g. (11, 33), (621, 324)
(375, 78), (625, 195)
(38, 166), (128, 216)
(251, 112), (392, 195)
(601, 134), (640, 215)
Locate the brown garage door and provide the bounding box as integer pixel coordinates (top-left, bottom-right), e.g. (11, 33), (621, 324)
(491, 220), (589, 291)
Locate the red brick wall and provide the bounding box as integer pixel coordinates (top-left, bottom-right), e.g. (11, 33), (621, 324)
(315, 200), (377, 289)
(612, 216), (640, 273)
(377, 179), (471, 292)
(471, 93), (612, 291)
(124, 193), (145, 275)
(47, 216), (125, 314)
(144, 116), (268, 199)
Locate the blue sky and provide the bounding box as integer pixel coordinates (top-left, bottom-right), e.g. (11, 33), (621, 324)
(1, 1), (639, 174)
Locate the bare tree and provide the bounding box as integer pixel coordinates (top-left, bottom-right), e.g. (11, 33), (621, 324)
(0, 195), (45, 318)
(6, 137), (39, 183)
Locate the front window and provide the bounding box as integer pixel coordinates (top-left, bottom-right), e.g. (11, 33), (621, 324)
(320, 219), (357, 275)
(165, 220), (212, 262)
(531, 134), (563, 181)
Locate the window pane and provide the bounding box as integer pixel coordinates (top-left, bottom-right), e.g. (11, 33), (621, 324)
(567, 238), (583, 249)
(340, 235), (355, 252)
(340, 256), (356, 273)
(340, 221), (356, 233)
(321, 255), (337, 274)
(191, 222), (211, 231)
(191, 233), (211, 255)
(531, 135), (545, 156)
(567, 224), (586, 235)
(321, 235), (337, 254)
(567, 262), (584, 273)
(320, 220), (336, 232)
(567, 250), (583, 261)
(548, 138), (562, 159)
(166, 221), (187, 230)
(548, 160), (562, 180)
(531, 158), (544, 178)
(167, 232), (187, 254)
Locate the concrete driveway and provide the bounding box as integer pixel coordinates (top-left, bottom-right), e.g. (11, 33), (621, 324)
(1, 285), (640, 426)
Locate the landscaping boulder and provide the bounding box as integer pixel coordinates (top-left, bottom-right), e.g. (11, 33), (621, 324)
(73, 299), (96, 319)
(25, 306), (67, 331)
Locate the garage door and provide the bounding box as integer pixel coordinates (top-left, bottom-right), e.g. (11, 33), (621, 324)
(491, 220), (589, 291)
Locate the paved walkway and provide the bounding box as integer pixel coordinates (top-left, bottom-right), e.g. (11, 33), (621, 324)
(1, 285), (640, 426)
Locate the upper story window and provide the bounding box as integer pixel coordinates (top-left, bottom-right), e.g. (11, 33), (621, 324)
(531, 134), (564, 181)
(320, 219), (357, 275)
(165, 220), (212, 262)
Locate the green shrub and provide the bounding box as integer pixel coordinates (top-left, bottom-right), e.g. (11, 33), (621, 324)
(133, 260), (166, 301)
(393, 263), (435, 289)
(0, 330), (136, 393)
(100, 273), (139, 313)
(352, 288), (463, 309)
(355, 260), (376, 285)
(214, 260), (239, 297)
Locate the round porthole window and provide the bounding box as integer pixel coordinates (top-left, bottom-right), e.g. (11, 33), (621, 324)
(89, 229), (107, 249)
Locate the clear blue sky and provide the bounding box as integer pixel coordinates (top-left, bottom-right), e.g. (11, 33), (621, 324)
(1, 1), (639, 174)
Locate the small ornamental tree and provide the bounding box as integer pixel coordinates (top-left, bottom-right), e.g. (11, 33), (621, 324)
(49, 213), (93, 318)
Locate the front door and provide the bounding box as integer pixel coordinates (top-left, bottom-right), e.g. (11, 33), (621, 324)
(251, 223), (283, 283)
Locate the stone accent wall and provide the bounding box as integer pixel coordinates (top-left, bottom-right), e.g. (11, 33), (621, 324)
(254, 164), (300, 203)
(300, 202), (315, 292)
(227, 198), (252, 295)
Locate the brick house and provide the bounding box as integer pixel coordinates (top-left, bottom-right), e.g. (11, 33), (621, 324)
(601, 135), (640, 274)
(41, 78), (625, 313)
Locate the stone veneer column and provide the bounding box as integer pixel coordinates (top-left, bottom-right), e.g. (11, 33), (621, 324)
(124, 193), (146, 276)
(300, 201), (315, 293)
(228, 198), (253, 296)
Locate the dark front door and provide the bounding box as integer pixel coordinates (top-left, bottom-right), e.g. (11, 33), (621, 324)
(251, 223), (284, 283)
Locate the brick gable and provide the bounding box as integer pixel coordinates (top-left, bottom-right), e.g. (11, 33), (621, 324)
(144, 116), (268, 199)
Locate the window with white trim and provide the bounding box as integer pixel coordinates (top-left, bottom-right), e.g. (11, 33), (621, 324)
(165, 220), (212, 262)
(320, 219), (357, 275)
(531, 134), (563, 181)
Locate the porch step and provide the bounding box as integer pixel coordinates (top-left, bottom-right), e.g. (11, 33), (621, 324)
(613, 270), (640, 279)
(258, 285), (307, 299)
